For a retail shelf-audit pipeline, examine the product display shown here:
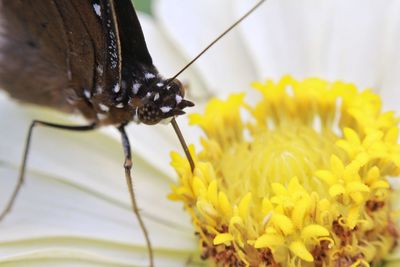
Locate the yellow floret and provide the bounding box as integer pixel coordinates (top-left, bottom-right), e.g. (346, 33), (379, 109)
(170, 76), (399, 266)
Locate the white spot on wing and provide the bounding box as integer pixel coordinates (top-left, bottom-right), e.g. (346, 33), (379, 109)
(132, 83), (141, 94)
(113, 83), (120, 93)
(145, 73), (155, 79)
(99, 103), (109, 112)
(116, 103), (124, 108)
(96, 64), (103, 75)
(156, 82), (163, 87)
(154, 93), (160, 101)
(97, 113), (107, 120)
(160, 106), (172, 113)
(93, 3), (101, 17)
(83, 89), (91, 99)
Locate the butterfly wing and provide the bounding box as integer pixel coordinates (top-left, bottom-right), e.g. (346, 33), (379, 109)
(0, 0), (161, 123)
(0, 0), (123, 120)
(0, 0), (81, 112)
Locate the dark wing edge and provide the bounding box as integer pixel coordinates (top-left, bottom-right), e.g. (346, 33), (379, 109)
(113, 0), (153, 67)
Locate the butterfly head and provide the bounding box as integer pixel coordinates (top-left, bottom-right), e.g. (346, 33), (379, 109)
(136, 78), (194, 125)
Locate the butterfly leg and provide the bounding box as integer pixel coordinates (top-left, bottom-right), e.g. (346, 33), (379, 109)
(117, 125), (154, 267)
(0, 120), (97, 220)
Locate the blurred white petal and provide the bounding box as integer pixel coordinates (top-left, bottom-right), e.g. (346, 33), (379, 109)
(0, 94), (197, 266)
(234, 0), (400, 95)
(138, 13), (208, 100)
(154, 0), (258, 97)
(234, 0), (333, 79)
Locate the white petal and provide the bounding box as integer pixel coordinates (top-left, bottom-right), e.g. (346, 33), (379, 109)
(155, 0), (258, 97)
(0, 166), (195, 266)
(234, 0), (332, 79)
(319, 0), (400, 89)
(138, 13), (208, 100)
(235, 0), (400, 101)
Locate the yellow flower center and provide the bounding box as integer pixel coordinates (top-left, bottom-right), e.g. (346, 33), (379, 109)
(169, 76), (400, 267)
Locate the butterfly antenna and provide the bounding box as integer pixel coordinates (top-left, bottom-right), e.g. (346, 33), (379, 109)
(169, 0), (266, 81)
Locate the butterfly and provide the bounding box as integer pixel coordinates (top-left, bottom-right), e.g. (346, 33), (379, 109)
(0, 0), (265, 266)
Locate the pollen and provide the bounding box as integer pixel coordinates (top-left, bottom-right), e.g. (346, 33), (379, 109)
(169, 76), (400, 267)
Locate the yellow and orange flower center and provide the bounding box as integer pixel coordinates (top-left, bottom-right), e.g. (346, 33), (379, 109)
(169, 76), (400, 267)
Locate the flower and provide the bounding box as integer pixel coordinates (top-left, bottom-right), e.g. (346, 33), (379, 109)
(0, 1), (400, 267)
(170, 76), (400, 266)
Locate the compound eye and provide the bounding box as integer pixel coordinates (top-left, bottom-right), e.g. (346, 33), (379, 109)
(138, 103), (162, 125)
(170, 78), (185, 96)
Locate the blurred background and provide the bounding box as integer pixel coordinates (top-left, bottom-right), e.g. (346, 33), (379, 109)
(133, 0), (152, 15)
